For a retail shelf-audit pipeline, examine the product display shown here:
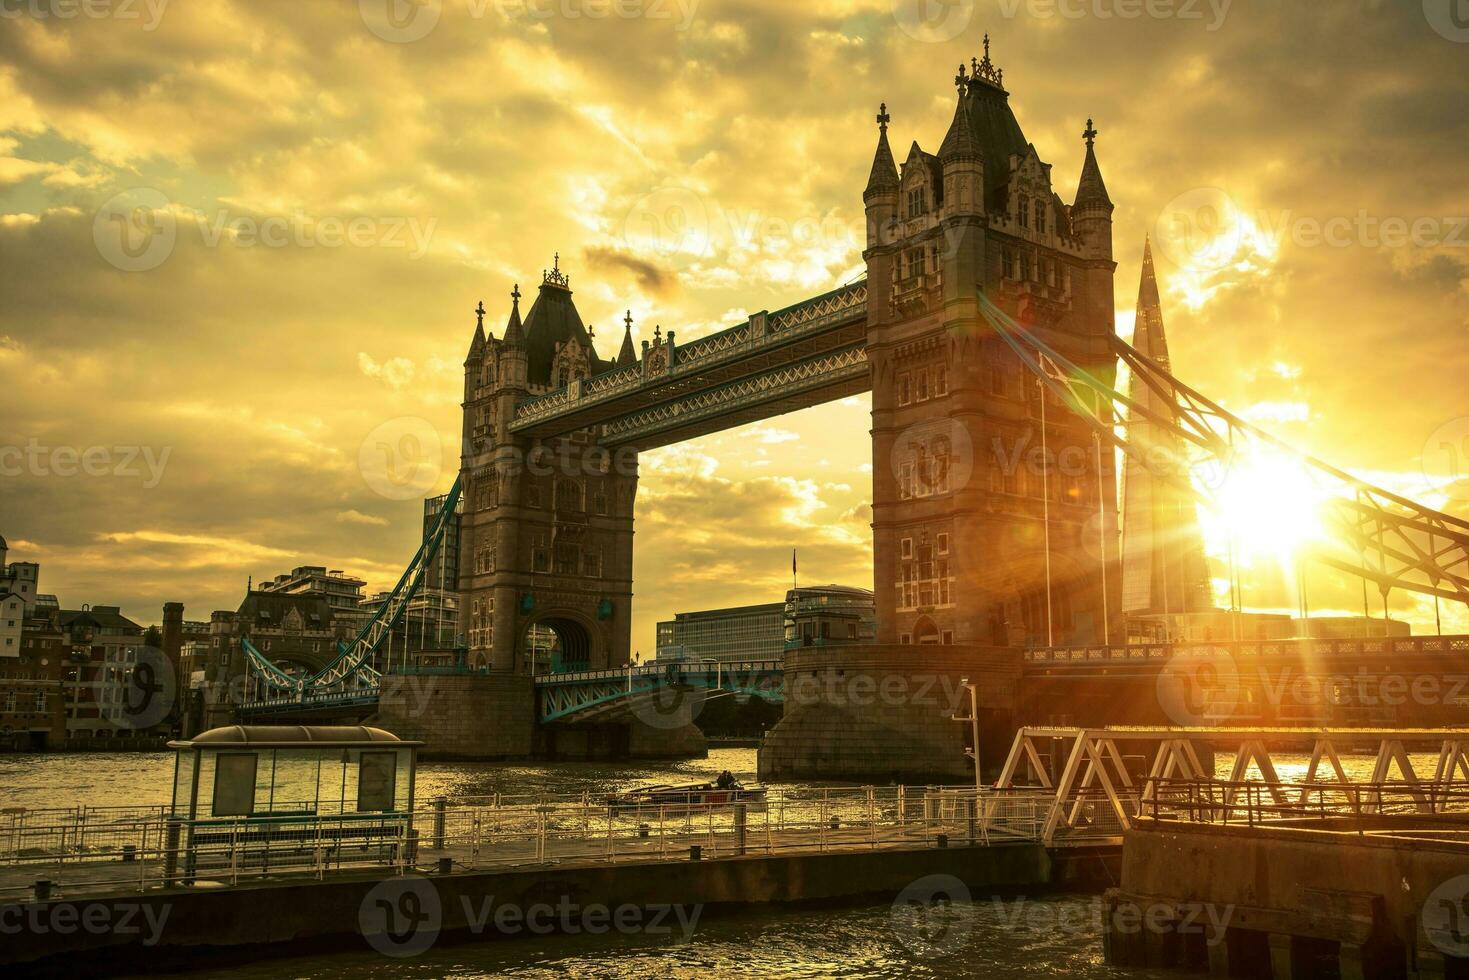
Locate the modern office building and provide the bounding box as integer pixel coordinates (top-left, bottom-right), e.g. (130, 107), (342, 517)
(655, 601), (786, 663)
(656, 585), (877, 663)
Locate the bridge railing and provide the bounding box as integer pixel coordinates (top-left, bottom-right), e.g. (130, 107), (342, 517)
(1023, 634), (1469, 665)
(1139, 777), (1469, 827)
(0, 784), (1055, 900)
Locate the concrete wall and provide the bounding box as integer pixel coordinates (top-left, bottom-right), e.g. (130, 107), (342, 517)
(4, 843), (1053, 973)
(1109, 820), (1469, 978)
(373, 673), (534, 759)
(758, 644), (1021, 784)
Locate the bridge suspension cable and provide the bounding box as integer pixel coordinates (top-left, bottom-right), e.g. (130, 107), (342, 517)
(977, 290), (1469, 611)
(240, 474), (463, 708)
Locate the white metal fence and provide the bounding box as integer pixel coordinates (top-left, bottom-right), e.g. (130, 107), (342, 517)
(0, 786), (1059, 902)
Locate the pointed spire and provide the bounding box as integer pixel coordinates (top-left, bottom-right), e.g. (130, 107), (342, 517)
(1074, 117), (1113, 211)
(502, 283), (525, 347)
(1137, 237), (1161, 312)
(939, 82), (979, 163)
(864, 103), (899, 201)
(465, 300), (487, 364)
(1132, 238), (1170, 365)
(617, 310), (637, 367)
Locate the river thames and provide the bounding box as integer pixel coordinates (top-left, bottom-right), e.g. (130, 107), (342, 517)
(0, 748), (1192, 979)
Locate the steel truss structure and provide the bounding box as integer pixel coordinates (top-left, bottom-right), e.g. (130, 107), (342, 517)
(978, 291), (1469, 610)
(239, 475), (463, 710)
(535, 659), (784, 724)
(994, 726), (1469, 845)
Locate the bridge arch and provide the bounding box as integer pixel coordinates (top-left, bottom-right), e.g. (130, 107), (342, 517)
(521, 608), (600, 674)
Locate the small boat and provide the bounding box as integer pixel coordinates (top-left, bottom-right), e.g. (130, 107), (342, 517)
(608, 780), (767, 810)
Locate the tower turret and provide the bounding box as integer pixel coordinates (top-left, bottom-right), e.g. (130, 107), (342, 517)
(939, 64), (984, 217)
(1071, 118), (1114, 262)
(864, 103), (899, 248)
(498, 283), (527, 389)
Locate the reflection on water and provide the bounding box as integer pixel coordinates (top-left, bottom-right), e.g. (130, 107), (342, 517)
(0, 749), (770, 811)
(112, 894), (1182, 980)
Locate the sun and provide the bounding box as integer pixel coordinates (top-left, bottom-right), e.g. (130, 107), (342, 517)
(1194, 449), (1331, 572)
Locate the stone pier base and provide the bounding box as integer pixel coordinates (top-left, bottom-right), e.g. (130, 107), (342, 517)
(757, 644), (1021, 784)
(372, 672), (534, 759)
(1104, 817), (1469, 978)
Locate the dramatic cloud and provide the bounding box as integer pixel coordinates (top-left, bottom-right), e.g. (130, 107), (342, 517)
(1, 2), (1466, 639)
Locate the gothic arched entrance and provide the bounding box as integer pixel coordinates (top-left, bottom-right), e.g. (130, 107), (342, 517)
(522, 613), (595, 674)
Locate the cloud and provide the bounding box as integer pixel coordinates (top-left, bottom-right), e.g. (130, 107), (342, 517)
(337, 509), (389, 526)
(582, 245), (677, 296)
(0, 1), (1464, 639)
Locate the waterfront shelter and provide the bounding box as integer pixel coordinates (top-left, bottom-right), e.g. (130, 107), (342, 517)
(167, 725), (422, 820)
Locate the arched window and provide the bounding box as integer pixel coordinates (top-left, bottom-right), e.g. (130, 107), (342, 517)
(1018, 194), (1030, 228)
(1034, 199), (1047, 235)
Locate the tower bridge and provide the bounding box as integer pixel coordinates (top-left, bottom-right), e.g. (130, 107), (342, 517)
(231, 43), (1469, 778)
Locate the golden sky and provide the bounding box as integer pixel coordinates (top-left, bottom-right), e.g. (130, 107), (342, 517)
(1, 0), (1467, 643)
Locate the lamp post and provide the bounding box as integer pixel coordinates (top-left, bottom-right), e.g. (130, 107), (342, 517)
(954, 676), (982, 790)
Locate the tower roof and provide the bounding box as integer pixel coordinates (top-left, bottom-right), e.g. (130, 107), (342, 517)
(864, 103), (899, 199)
(938, 83), (980, 163)
(1074, 118), (1113, 210)
(521, 258), (615, 385)
(939, 42), (1029, 203)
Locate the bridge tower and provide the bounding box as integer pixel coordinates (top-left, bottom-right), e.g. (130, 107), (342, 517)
(459, 261), (638, 675)
(864, 41), (1122, 650)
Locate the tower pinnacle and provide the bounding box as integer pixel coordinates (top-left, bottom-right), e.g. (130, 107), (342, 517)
(864, 103), (900, 200)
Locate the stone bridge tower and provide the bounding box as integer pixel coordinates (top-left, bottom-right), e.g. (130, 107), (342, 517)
(863, 40), (1121, 650)
(459, 259), (639, 674)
